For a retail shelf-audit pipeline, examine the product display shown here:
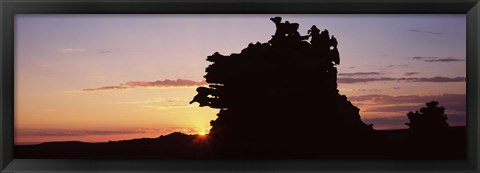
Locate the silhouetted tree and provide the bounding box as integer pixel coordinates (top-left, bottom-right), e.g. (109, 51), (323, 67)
(406, 101), (449, 132)
(405, 101), (452, 151)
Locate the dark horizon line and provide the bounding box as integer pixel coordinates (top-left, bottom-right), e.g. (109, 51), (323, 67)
(14, 125), (467, 146)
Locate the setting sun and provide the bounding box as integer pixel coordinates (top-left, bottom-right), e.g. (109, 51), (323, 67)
(198, 132), (207, 136)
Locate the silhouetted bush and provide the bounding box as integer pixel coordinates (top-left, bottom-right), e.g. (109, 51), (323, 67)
(406, 101), (449, 132)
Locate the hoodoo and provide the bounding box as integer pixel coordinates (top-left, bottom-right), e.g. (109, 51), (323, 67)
(191, 17), (375, 158)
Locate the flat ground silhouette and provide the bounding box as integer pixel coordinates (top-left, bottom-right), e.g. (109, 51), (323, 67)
(15, 126), (465, 159)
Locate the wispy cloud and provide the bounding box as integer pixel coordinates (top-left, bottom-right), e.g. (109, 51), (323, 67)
(99, 50), (111, 54)
(349, 93), (464, 103)
(339, 88), (380, 92)
(412, 56), (436, 60)
(18, 129), (149, 137)
(116, 97), (189, 105)
(82, 79), (207, 92)
(352, 93), (465, 129)
(403, 72), (420, 76)
(409, 29), (444, 35)
(83, 86), (128, 91)
(338, 76), (465, 84)
(424, 58), (465, 62)
(386, 64), (409, 68)
(123, 79), (206, 88)
(411, 76), (466, 82)
(411, 56), (465, 62)
(136, 104), (196, 110)
(335, 77), (419, 83)
(59, 48), (87, 52)
(17, 127), (205, 137)
(364, 105), (424, 113)
(115, 97), (195, 111)
(338, 72), (384, 76)
(349, 93), (466, 113)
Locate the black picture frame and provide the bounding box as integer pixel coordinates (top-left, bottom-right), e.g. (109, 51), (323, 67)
(1, 0), (478, 172)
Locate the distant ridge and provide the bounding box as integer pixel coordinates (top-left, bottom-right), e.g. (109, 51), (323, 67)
(15, 127), (466, 159)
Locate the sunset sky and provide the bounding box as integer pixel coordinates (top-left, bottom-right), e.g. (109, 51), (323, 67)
(15, 14), (466, 145)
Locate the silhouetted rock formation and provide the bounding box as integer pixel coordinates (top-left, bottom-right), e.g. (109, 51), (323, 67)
(191, 17), (375, 158)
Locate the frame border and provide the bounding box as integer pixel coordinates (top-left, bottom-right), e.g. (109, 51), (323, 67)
(1, 0), (479, 172)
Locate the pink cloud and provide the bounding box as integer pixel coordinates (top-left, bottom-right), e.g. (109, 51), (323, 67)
(82, 79), (207, 92)
(59, 48), (86, 52)
(338, 76), (466, 84)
